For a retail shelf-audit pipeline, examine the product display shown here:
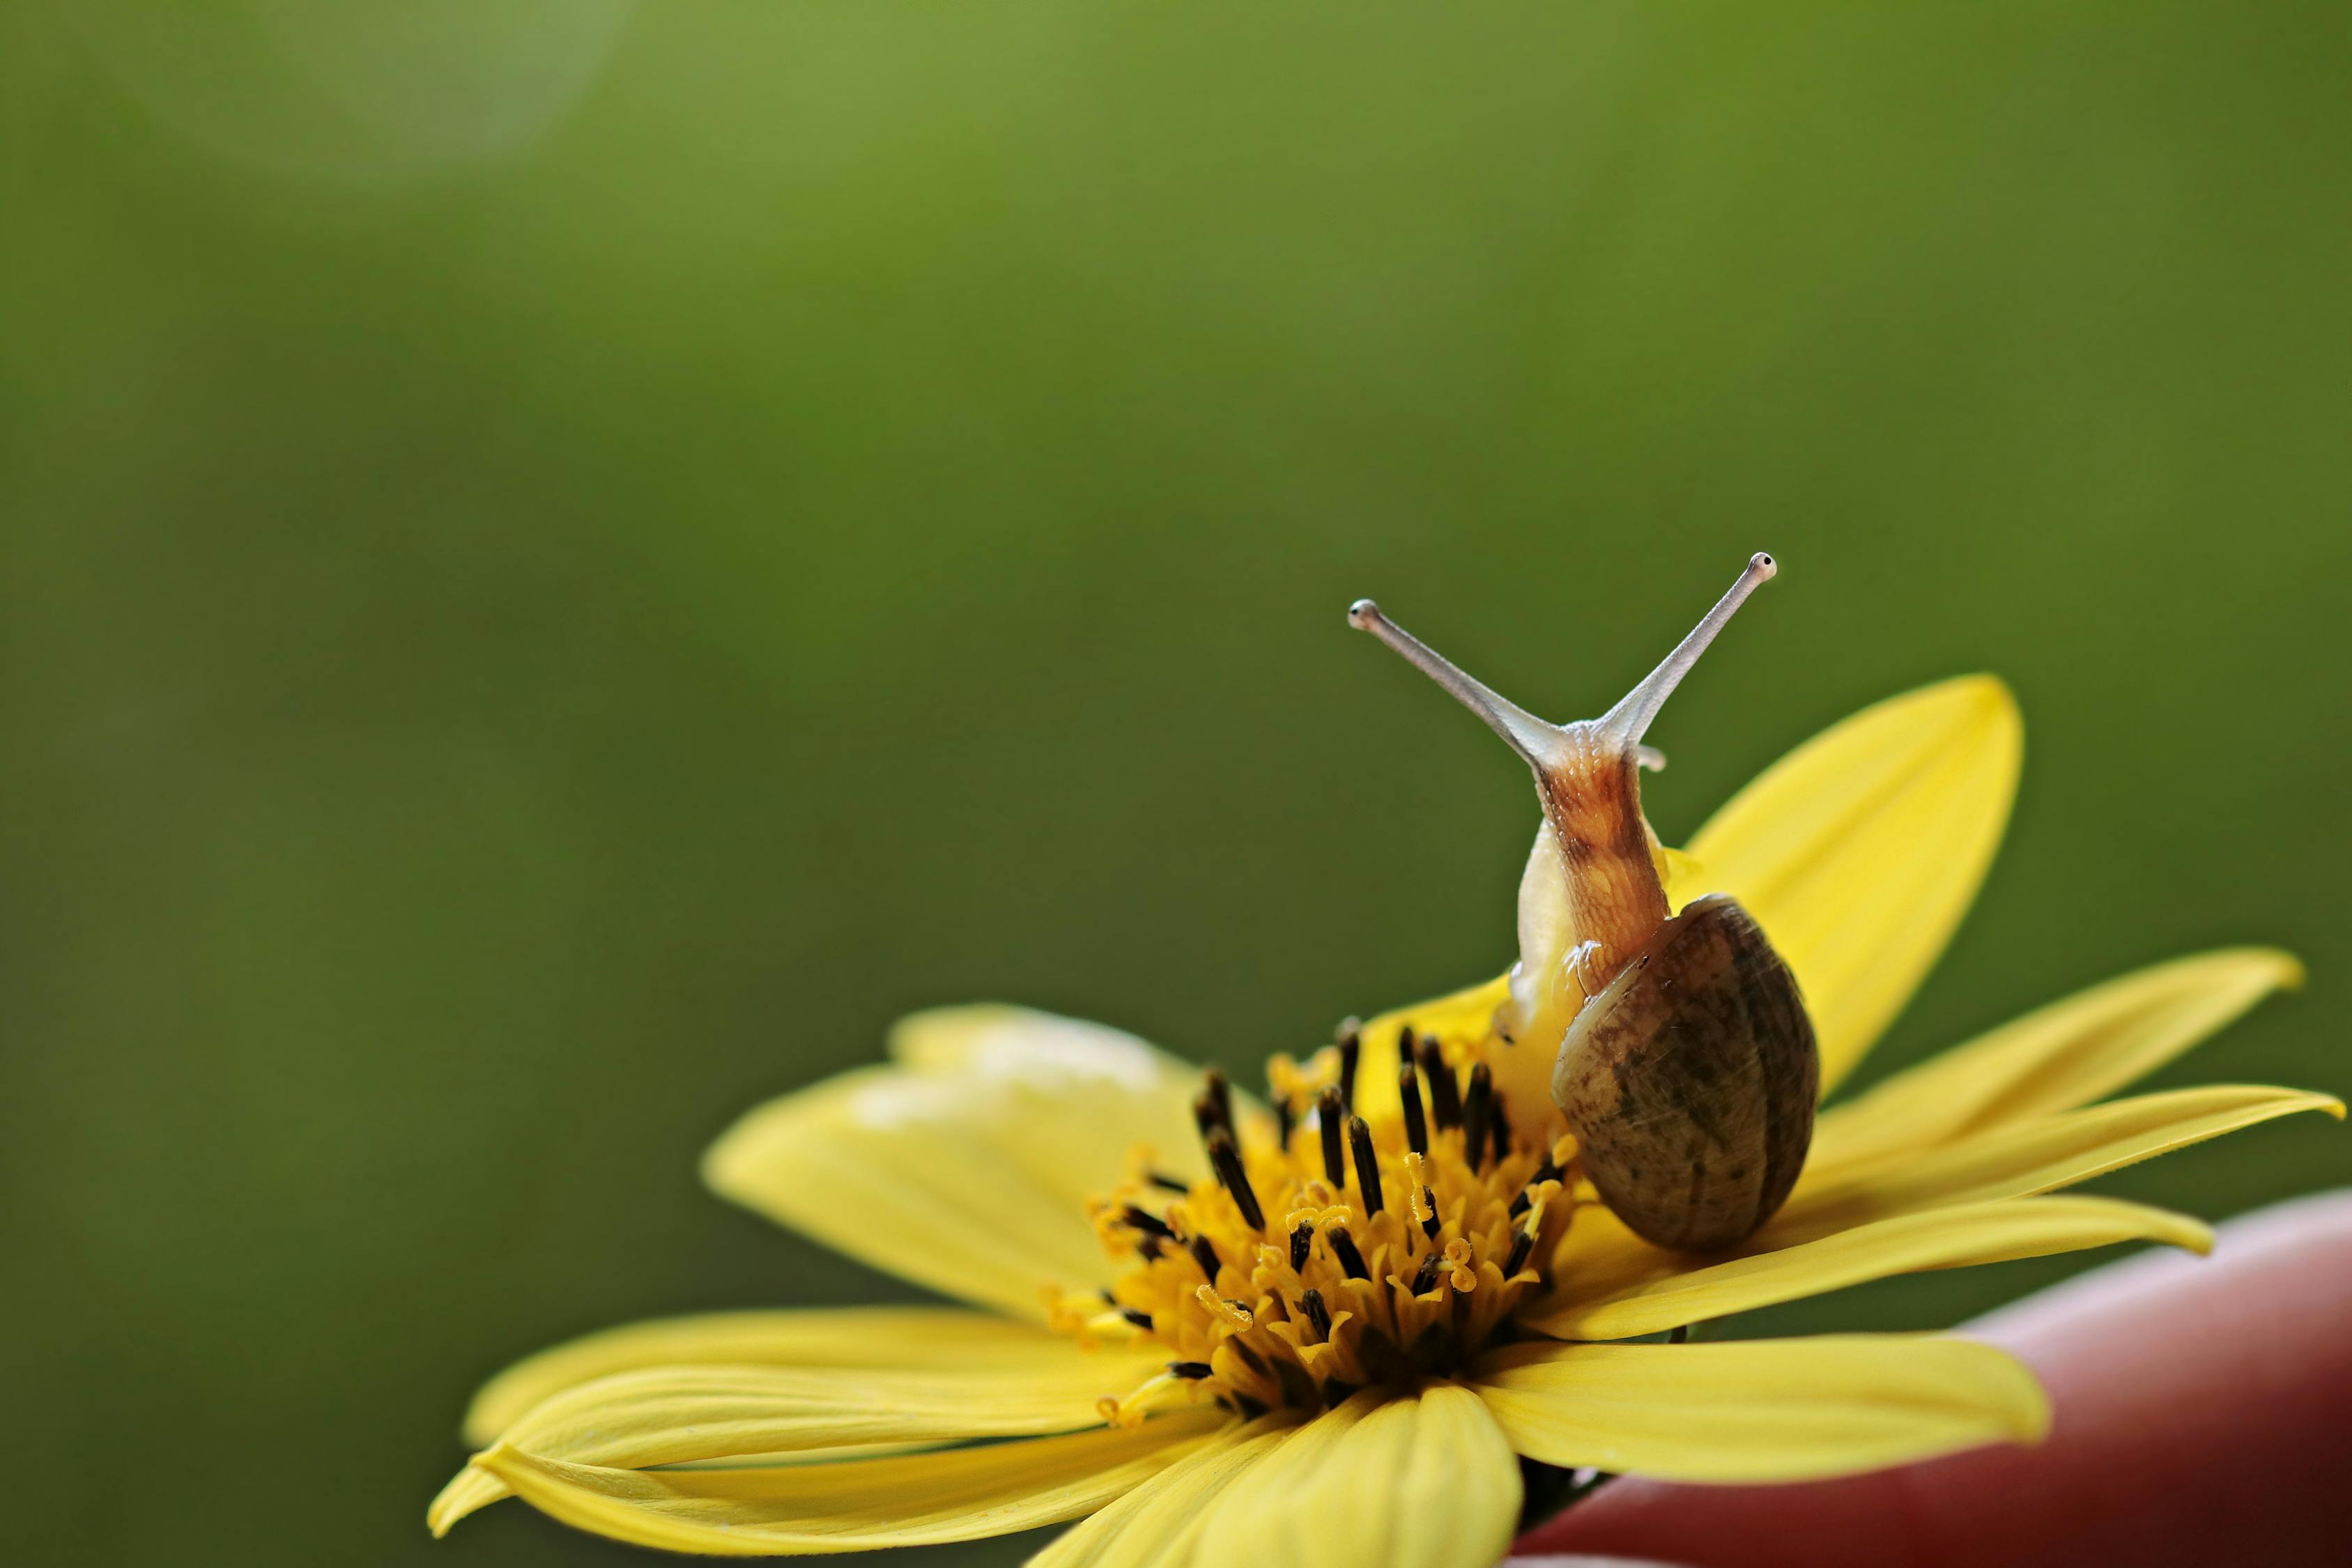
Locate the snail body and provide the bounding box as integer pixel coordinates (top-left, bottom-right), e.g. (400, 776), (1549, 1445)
(1350, 553), (1816, 1252)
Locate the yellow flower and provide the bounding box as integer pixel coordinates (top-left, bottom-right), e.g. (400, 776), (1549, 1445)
(429, 675), (2338, 1563)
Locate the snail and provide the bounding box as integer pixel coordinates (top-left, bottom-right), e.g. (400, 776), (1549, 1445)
(1348, 553), (1815, 1252)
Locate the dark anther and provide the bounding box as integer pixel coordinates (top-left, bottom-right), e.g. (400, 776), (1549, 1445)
(1420, 1190), (1440, 1238)
(1411, 1250), (1445, 1294)
(1419, 1038), (1463, 1129)
(1513, 1158), (1563, 1213)
(1137, 1234), (1166, 1260)
(1300, 1287), (1332, 1340)
(1123, 1204), (1176, 1240)
(1203, 1067), (1233, 1134)
(1121, 1308), (1154, 1331)
(1190, 1234), (1221, 1282)
(1098, 1286), (1117, 1304)
(1337, 1019), (1362, 1106)
(1399, 1064), (1429, 1155)
(1192, 1090), (1223, 1142)
(1491, 1093), (1512, 1166)
(1505, 1225), (1536, 1277)
(1274, 1095), (1295, 1150)
(1461, 1063), (1495, 1169)
(1289, 1222), (1313, 1271)
(1168, 1360), (1215, 1380)
(1397, 1025), (1417, 1063)
(1147, 1170), (1191, 1194)
(1328, 1226), (1371, 1280)
(1317, 1086), (1346, 1185)
(1205, 1128), (1266, 1231)
(1347, 1115), (1384, 1215)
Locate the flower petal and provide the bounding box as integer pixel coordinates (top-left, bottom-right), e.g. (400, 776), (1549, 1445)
(1787, 1084), (2343, 1241)
(1682, 676), (2021, 1096)
(433, 1337), (1172, 1537)
(1192, 1385), (1522, 1568)
(1810, 948), (2306, 1170)
(449, 1406), (1232, 1555)
(463, 1307), (1110, 1447)
(705, 1006), (1211, 1319)
(1527, 1195), (2211, 1341)
(1027, 1414), (1300, 1568)
(1472, 1335), (2047, 1482)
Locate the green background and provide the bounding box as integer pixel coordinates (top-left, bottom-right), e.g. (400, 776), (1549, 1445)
(4, 3), (2345, 1564)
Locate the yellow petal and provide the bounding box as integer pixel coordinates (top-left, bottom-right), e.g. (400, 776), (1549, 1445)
(1192, 1385), (1521, 1568)
(1790, 1084), (2341, 1240)
(1682, 676), (2021, 1096)
(1472, 1335), (2047, 1482)
(1811, 948), (2307, 1170)
(434, 1339), (1171, 1537)
(454, 1406), (1232, 1555)
(464, 1307), (1078, 1446)
(1528, 1194), (2210, 1341)
(1027, 1414), (1300, 1568)
(705, 1006), (1211, 1319)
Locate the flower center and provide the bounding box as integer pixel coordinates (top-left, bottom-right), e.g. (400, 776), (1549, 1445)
(1054, 1023), (1578, 1424)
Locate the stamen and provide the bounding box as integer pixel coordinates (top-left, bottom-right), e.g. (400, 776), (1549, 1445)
(1336, 1019), (1362, 1106)
(1347, 1116), (1385, 1215)
(1399, 1064), (1429, 1155)
(1406, 1151), (1440, 1238)
(1411, 1250), (1445, 1296)
(1420, 1037), (1464, 1129)
(1443, 1238), (1477, 1291)
(1197, 1285), (1255, 1331)
(1204, 1128), (1266, 1231)
(1511, 1158), (1563, 1217)
(1202, 1068), (1233, 1133)
(1073, 1033), (1584, 1419)
(1462, 1063), (1495, 1170)
(1317, 1086), (1346, 1185)
(1192, 1089), (1225, 1142)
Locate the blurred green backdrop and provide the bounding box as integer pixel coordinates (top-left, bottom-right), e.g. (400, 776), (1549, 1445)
(3, 2), (2346, 1564)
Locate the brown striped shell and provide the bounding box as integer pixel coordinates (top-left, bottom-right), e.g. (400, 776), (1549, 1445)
(1551, 893), (1817, 1251)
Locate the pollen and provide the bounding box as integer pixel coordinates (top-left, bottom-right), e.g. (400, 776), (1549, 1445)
(1058, 1022), (1578, 1420)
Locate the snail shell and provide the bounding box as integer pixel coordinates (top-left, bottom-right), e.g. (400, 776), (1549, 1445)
(1551, 893), (1817, 1251)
